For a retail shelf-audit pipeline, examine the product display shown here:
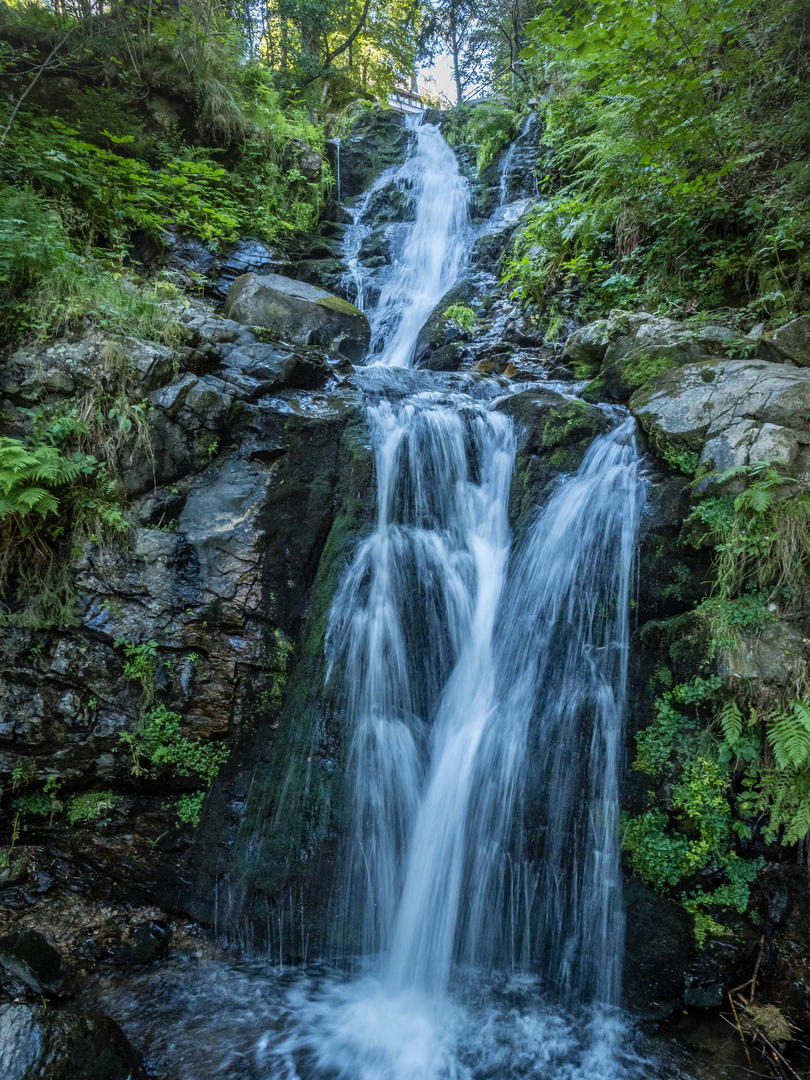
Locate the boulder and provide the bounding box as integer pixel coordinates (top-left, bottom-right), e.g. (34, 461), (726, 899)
(495, 389), (611, 536)
(223, 273), (370, 362)
(0, 930), (74, 998)
(768, 314), (810, 367)
(629, 357), (810, 488)
(561, 319), (609, 378)
(0, 1004), (146, 1080)
(414, 280), (476, 371)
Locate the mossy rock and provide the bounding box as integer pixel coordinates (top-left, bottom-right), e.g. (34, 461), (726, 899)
(496, 390), (611, 539)
(582, 344), (691, 403)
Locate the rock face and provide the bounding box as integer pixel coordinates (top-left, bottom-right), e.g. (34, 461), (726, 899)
(496, 389), (612, 538)
(0, 931), (74, 999)
(629, 357), (810, 487)
(561, 310), (784, 402)
(768, 314), (810, 367)
(224, 273), (370, 362)
(0, 300), (358, 917)
(327, 108), (411, 199)
(0, 1004), (146, 1080)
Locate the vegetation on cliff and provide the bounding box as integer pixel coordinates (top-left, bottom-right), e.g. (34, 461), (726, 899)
(507, 0), (810, 325)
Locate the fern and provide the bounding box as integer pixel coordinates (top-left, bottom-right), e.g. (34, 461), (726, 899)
(767, 701), (810, 770)
(0, 437), (93, 523)
(718, 699), (743, 749)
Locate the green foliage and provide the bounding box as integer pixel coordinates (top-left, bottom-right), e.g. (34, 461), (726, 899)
(0, 408), (133, 628)
(688, 462), (810, 604)
(119, 703), (228, 825)
(65, 789), (119, 825)
(443, 102), (520, 172)
(115, 638), (159, 702)
(443, 303), (476, 332)
(510, 0), (810, 319)
(175, 790), (206, 826)
(0, 187), (183, 344)
(0, 435), (92, 524)
(630, 459), (810, 937)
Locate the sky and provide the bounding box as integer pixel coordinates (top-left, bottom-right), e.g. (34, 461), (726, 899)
(417, 52), (457, 105)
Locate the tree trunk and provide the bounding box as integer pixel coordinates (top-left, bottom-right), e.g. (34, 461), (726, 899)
(450, 14), (462, 104)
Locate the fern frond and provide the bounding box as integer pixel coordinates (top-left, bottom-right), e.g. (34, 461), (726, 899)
(768, 703), (810, 769)
(719, 699), (743, 748)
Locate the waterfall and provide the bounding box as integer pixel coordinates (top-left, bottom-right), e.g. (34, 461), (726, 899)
(89, 113), (663, 1080)
(342, 113), (471, 367)
(499, 113), (539, 205)
(302, 114), (647, 1079)
(327, 379), (516, 984)
(328, 394), (643, 1002)
(492, 415), (644, 1005)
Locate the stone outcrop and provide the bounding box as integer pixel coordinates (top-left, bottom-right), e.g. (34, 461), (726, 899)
(0, 300), (358, 921)
(561, 310), (788, 402)
(326, 108), (411, 199)
(224, 273), (370, 362)
(767, 314), (810, 367)
(629, 356), (810, 489)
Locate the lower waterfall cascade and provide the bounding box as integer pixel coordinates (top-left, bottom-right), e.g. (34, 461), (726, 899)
(89, 114), (694, 1080)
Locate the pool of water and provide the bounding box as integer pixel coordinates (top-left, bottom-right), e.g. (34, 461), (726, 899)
(88, 955), (690, 1080)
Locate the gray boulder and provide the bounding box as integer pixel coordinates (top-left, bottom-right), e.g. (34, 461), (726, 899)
(630, 357), (810, 489)
(223, 273), (370, 362)
(561, 319), (609, 378)
(768, 314), (810, 367)
(0, 1004), (146, 1080)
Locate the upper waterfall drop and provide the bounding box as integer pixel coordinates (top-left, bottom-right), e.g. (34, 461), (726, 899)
(342, 114), (471, 368)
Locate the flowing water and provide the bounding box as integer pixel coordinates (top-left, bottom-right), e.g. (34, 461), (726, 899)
(90, 115), (683, 1080)
(342, 113), (471, 365)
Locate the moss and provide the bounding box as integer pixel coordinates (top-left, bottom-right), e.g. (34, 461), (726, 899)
(583, 346), (688, 403)
(315, 295), (365, 319)
(540, 399), (605, 450)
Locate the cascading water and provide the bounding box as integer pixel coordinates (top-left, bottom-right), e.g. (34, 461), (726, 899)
(87, 115), (683, 1080)
(499, 113), (539, 204)
(342, 113), (471, 367)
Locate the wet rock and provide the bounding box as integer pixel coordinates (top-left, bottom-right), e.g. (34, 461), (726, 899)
(336, 108), (411, 198)
(756, 865), (810, 1035)
(414, 280), (476, 370)
(496, 389), (611, 536)
(224, 273), (370, 362)
(295, 258), (346, 295)
(622, 880), (693, 1019)
(221, 341), (334, 399)
(208, 238), (286, 301)
(767, 314), (810, 367)
(109, 921), (170, 966)
(0, 930), (74, 998)
(0, 1004), (147, 1080)
(629, 357), (810, 489)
